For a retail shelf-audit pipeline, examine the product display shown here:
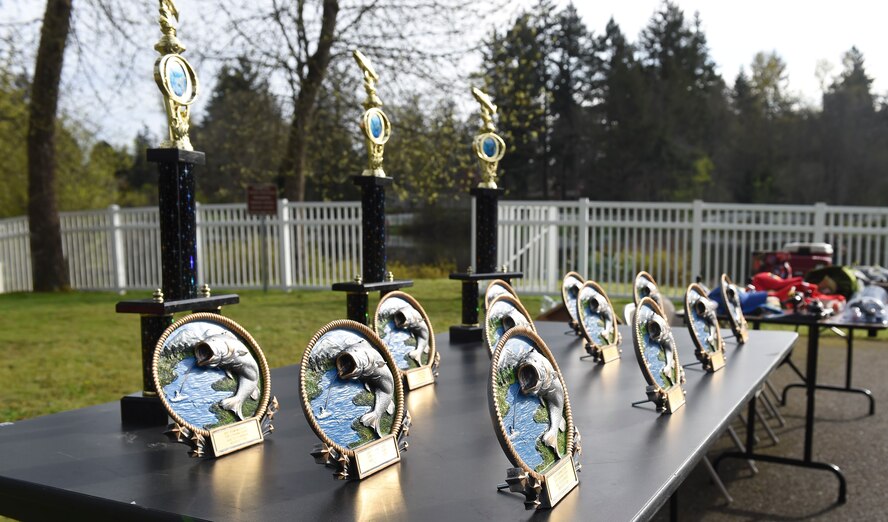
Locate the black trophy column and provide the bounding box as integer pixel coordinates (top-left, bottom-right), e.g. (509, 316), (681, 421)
(332, 176), (412, 324)
(151, 148), (202, 300)
(449, 187), (522, 343)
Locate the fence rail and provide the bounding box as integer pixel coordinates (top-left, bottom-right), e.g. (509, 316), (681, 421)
(496, 199), (888, 298)
(3, 199), (887, 297)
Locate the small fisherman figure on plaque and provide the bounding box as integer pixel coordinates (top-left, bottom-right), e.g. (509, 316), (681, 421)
(684, 283), (727, 372)
(152, 313), (278, 457)
(721, 274), (750, 344)
(375, 291), (441, 390)
(489, 327), (581, 509)
(300, 320), (410, 479)
(561, 271), (584, 335)
(486, 294), (536, 355)
(576, 280), (622, 364)
(631, 298), (687, 414)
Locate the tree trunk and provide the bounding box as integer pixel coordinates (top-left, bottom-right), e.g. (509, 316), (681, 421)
(27, 0), (73, 291)
(279, 0), (339, 201)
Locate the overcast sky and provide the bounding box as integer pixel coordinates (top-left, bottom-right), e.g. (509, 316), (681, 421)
(7, 1), (887, 147)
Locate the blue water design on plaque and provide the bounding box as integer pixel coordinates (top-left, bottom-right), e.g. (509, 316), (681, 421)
(482, 136), (497, 157)
(310, 368), (371, 448)
(381, 324), (416, 370)
(163, 357), (231, 429)
(581, 297), (613, 346)
(504, 382), (547, 470)
(639, 307), (673, 389)
(369, 113), (383, 139)
(169, 62), (187, 97)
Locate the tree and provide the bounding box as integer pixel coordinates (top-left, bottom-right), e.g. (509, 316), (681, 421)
(27, 0), (73, 291)
(191, 57), (288, 202)
(0, 71), (29, 218)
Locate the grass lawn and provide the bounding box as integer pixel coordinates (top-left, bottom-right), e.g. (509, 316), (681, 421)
(0, 279), (543, 422)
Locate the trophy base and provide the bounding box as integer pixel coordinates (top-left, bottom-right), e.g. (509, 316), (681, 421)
(120, 393), (168, 427)
(449, 325), (483, 344)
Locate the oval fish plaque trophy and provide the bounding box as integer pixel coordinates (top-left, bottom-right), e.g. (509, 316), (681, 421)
(489, 327), (581, 509)
(375, 291), (440, 390)
(485, 279), (518, 310)
(486, 294), (536, 355)
(561, 271), (584, 335)
(631, 298), (686, 413)
(300, 320), (410, 479)
(577, 281), (622, 363)
(721, 274), (749, 344)
(153, 313), (277, 457)
(685, 283), (726, 372)
(633, 271), (666, 309)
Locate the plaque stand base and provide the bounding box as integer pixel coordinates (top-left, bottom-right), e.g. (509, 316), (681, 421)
(497, 455), (581, 510)
(631, 385), (686, 414)
(583, 343), (621, 364)
(120, 393), (168, 427)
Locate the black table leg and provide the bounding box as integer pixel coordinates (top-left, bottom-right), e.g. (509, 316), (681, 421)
(782, 326), (875, 415)
(715, 324), (847, 505)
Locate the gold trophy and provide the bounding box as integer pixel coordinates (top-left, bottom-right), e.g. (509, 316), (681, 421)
(471, 87), (506, 188)
(354, 50), (391, 177)
(153, 0), (199, 150)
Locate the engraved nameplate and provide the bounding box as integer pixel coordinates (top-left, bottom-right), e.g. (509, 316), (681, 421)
(665, 386), (686, 414)
(405, 366), (435, 390)
(354, 435), (401, 478)
(209, 417), (264, 457)
(599, 345), (621, 364)
(543, 455), (579, 508)
(709, 351), (726, 372)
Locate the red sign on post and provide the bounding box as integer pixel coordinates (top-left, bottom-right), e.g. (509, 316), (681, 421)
(247, 185), (278, 215)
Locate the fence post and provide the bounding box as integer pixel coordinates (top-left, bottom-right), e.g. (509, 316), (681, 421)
(813, 202), (826, 243)
(578, 198), (590, 278)
(278, 199), (293, 290)
(109, 204), (126, 293)
(547, 205), (559, 291)
(691, 199), (703, 281)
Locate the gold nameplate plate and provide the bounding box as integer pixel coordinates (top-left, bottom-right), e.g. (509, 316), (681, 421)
(599, 345), (621, 364)
(354, 435), (401, 479)
(209, 418), (264, 457)
(709, 351), (726, 372)
(665, 386), (686, 414)
(405, 366), (435, 390)
(542, 456), (579, 508)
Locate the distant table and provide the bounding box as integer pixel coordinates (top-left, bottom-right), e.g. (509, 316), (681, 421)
(716, 313), (887, 504)
(0, 323), (796, 521)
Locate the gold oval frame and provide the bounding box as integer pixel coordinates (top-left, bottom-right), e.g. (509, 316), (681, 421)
(485, 278), (518, 309)
(684, 283), (725, 362)
(473, 132), (506, 163)
(362, 107), (391, 146)
(720, 274), (749, 343)
(155, 54), (199, 106)
(299, 319), (406, 458)
(152, 312), (272, 438)
(486, 294), (536, 355)
(560, 271), (585, 324)
(577, 280), (621, 349)
(374, 291), (437, 377)
(488, 326), (575, 482)
(632, 297), (682, 393)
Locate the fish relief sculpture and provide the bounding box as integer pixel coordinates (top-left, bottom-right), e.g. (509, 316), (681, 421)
(561, 271), (584, 334)
(375, 291), (440, 389)
(153, 313), (276, 458)
(684, 283), (726, 372)
(634, 271), (665, 310)
(489, 327), (581, 509)
(720, 274), (749, 344)
(486, 294), (536, 355)
(576, 280), (622, 363)
(632, 298), (686, 413)
(301, 320), (410, 480)
(485, 279), (518, 310)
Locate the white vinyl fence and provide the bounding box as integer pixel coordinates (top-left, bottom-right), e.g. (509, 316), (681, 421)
(497, 199), (888, 297)
(0, 201), (361, 293)
(3, 199), (887, 297)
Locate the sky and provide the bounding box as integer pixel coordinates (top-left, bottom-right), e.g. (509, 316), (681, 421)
(5, 0), (888, 147)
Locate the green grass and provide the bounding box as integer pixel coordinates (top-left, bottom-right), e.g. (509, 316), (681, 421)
(0, 279), (543, 423)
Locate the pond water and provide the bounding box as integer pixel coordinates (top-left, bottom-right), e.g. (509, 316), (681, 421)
(504, 382), (548, 471)
(381, 322), (418, 370)
(309, 368), (373, 448)
(163, 357), (232, 429)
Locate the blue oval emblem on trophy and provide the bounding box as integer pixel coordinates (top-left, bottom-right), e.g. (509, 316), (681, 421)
(169, 61), (187, 97)
(482, 136), (497, 157)
(370, 113), (383, 139)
